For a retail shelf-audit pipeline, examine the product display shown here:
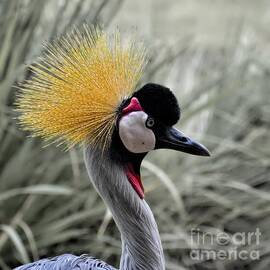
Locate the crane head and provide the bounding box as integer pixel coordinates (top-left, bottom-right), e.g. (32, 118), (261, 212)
(109, 83), (210, 199)
(117, 83), (210, 157)
(16, 25), (210, 199)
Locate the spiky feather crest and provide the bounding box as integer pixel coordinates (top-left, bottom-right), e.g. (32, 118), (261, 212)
(16, 25), (147, 150)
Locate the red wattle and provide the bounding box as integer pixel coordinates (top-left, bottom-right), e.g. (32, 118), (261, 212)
(122, 97), (143, 115)
(125, 163), (144, 199)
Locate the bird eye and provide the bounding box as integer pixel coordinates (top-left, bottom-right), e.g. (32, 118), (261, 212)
(146, 117), (155, 128)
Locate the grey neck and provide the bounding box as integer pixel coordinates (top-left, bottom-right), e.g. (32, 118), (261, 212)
(84, 146), (165, 270)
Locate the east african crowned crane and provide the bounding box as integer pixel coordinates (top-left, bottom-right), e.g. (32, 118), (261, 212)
(15, 26), (210, 270)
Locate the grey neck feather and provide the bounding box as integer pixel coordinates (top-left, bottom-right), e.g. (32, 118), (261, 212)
(84, 146), (165, 270)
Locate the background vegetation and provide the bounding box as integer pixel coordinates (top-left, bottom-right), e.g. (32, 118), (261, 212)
(0, 0), (270, 269)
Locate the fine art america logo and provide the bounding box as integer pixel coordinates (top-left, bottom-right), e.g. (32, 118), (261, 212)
(190, 228), (261, 261)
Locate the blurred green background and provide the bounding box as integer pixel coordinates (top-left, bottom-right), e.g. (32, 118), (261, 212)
(1, 0), (270, 269)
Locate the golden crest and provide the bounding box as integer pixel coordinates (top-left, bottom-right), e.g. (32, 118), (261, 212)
(16, 25), (146, 150)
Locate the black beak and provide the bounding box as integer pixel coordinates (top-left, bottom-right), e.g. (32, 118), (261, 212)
(156, 126), (210, 156)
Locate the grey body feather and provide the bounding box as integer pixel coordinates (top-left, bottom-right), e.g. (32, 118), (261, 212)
(14, 254), (116, 270)
(15, 146), (165, 270)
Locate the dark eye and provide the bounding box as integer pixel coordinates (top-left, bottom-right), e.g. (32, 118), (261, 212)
(146, 117), (155, 128)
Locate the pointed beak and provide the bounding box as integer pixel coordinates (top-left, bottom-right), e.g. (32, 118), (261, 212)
(156, 127), (210, 156)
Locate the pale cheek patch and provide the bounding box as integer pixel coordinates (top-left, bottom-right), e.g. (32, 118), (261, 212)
(119, 111), (156, 153)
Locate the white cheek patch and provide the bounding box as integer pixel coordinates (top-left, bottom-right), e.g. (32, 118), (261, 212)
(119, 111), (156, 153)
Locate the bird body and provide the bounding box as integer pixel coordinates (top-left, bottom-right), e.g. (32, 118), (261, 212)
(15, 25), (210, 270)
(15, 254), (116, 270)
(15, 146), (165, 270)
